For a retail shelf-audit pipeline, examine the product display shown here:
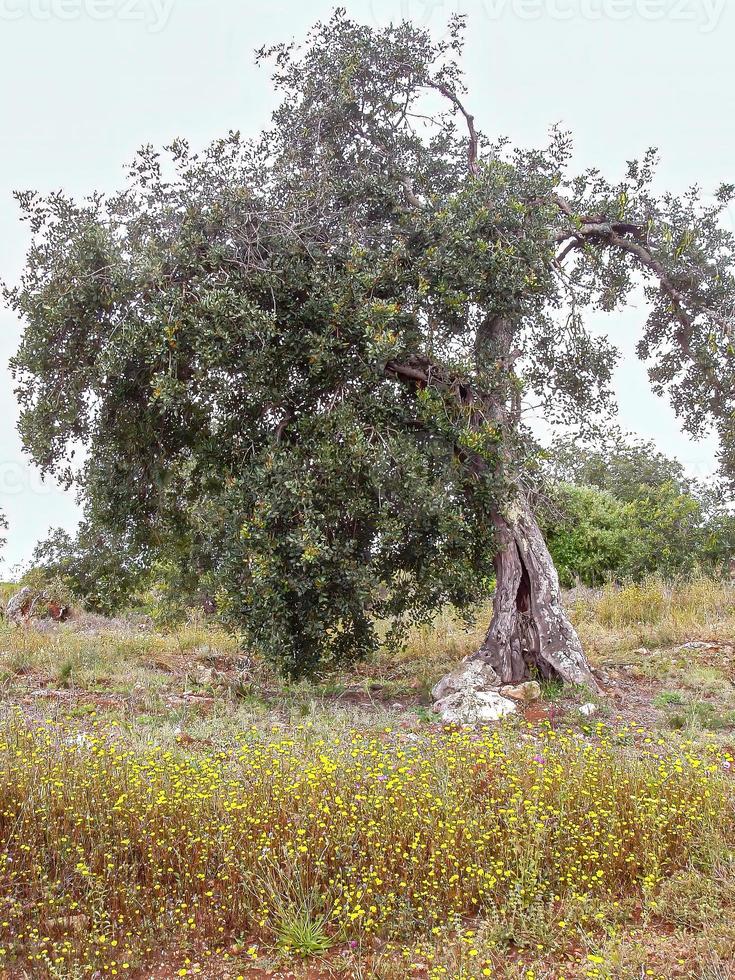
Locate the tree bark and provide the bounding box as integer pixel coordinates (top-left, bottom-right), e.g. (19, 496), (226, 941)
(471, 501), (599, 690)
(383, 349), (599, 697)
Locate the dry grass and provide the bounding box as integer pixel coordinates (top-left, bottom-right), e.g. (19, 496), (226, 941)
(569, 575), (735, 659)
(0, 576), (734, 977)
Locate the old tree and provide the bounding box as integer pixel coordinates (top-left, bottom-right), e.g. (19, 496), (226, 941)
(8, 15), (735, 710)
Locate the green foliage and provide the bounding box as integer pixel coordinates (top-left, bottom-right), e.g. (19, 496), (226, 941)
(30, 525), (148, 615)
(549, 433), (690, 502)
(668, 703), (735, 732)
(275, 911), (333, 958)
(542, 436), (735, 586)
(56, 658), (76, 689)
(541, 484), (630, 586)
(653, 691), (686, 707)
(8, 14), (735, 675)
(20, 566), (74, 610)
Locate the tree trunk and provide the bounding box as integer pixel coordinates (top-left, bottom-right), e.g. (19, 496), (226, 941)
(474, 502), (599, 689)
(433, 501), (600, 708)
(383, 342), (600, 700)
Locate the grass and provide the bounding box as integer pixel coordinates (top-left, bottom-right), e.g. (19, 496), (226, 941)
(652, 690), (686, 707)
(275, 911), (334, 958)
(569, 575), (735, 657)
(0, 574), (734, 976)
(0, 713), (732, 978)
(667, 702), (735, 732)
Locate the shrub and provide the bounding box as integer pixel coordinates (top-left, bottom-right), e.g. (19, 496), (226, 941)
(542, 484), (630, 587)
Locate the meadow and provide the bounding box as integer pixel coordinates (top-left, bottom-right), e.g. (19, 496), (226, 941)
(0, 577), (734, 980)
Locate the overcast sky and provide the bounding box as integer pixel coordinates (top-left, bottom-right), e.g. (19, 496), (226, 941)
(0, 0), (732, 572)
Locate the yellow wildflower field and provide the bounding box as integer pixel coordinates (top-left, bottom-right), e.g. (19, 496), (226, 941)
(0, 710), (732, 978)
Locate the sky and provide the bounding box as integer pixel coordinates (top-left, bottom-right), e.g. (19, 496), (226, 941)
(0, 0), (733, 572)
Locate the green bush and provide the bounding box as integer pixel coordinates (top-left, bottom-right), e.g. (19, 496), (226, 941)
(541, 484), (630, 587)
(541, 435), (735, 586)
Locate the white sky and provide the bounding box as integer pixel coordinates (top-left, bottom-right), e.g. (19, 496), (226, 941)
(0, 0), (733, 571)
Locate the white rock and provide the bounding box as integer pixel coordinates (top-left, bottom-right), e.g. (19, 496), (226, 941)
(433, 690), (517, 725)
(431, 659), (500, 702)
(579, 702), (598, 717)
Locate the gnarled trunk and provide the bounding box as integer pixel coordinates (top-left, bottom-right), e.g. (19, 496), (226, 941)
(433, 501), (599, 713)
(384, 333), (599, 703)
(475, 502), (598, 688)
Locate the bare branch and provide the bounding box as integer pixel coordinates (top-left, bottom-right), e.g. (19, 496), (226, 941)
(552, 194), (734, 339)
(424, 80), (479, 175)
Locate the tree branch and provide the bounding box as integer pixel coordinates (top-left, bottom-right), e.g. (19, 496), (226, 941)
(552, 194), (733, 339)
(424, 80), (479, 175)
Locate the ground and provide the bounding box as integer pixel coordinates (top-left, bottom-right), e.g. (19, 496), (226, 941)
(0, 577), (733, 979)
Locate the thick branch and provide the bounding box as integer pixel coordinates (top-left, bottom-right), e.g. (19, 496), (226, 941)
(553, 195), (733, 338)
(384, 355), (493, 417)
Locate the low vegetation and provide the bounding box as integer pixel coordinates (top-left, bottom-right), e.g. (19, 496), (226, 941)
(542, 437), (735, 588)
(0, 713), (732, 979)
(0, 575), (734, 977)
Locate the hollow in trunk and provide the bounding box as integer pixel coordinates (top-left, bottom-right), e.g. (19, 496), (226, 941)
(474, 502), (598, 688)
(433, 501), (599, 706)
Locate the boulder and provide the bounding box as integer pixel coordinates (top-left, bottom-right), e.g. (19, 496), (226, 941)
(5, 587), (38, 624)
(433, 689), (517, 725)
(431, 658), (500, 703)
(500, 681), (542, 702)
(4, 588), (70, 625)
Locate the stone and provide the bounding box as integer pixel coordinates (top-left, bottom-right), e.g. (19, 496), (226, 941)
(633, 647), (650, 656)
(500, 681), (542, 702)
(579, 702), (598, 717)
(431, 658), (500, 703)
(193, 665), (216, 686)
(5, 587), (38, 624)
(47, 602), (70, 622)
(433, 690), (517, 725)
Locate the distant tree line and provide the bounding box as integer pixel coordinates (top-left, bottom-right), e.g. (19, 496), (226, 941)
(539, 435), (735, 587)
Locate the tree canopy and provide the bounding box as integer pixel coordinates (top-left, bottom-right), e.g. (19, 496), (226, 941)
(541, 435), (735, 586)
(7, 12), (735, 677)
